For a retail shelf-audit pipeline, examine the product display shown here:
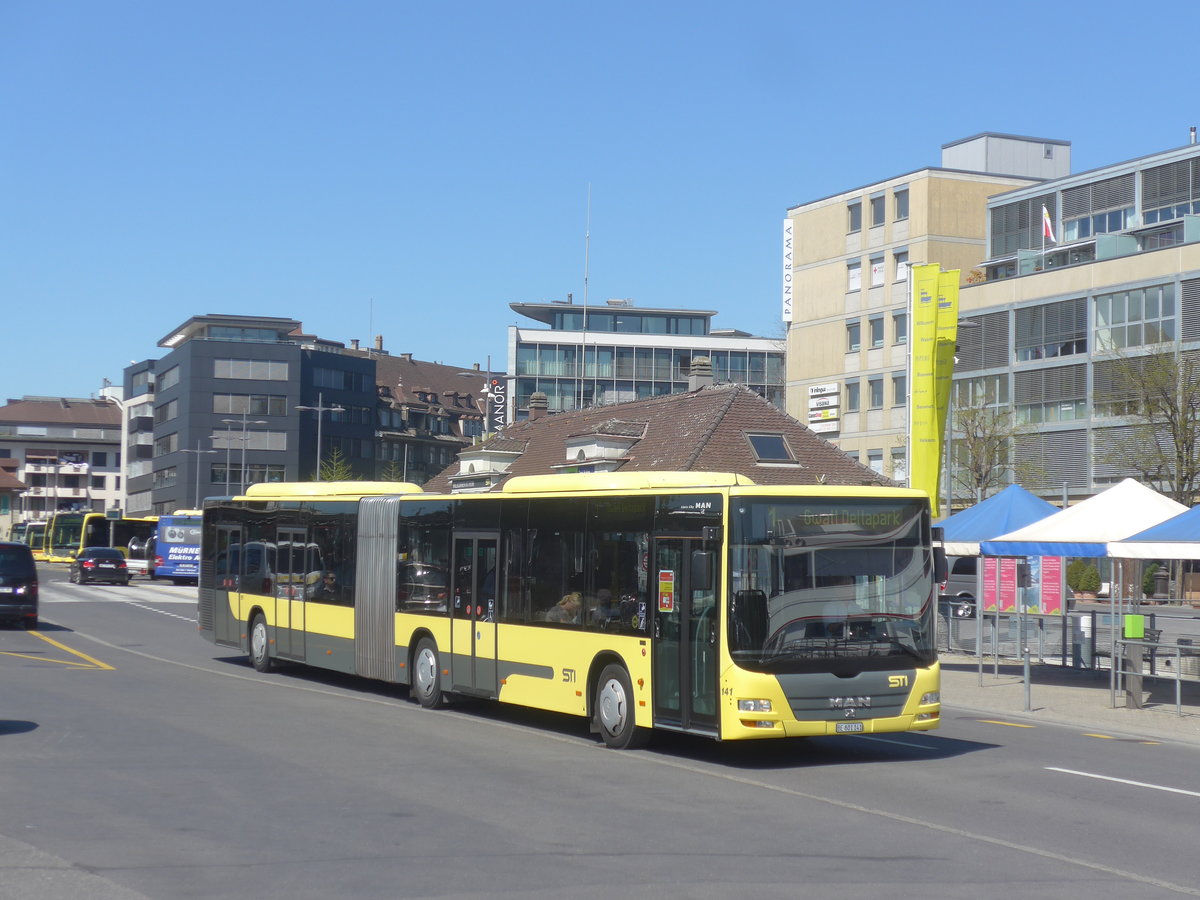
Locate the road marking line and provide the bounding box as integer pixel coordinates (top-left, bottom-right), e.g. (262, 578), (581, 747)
(637, 758), (1200, 896)
(861, 735), (937, 750)
(1046, 767), (1200, 798)
(0, 650), (97, 667)
(977, 719), (1036, 728)
(29, 630), (115, 670)
(1083, 733), (1115, 739)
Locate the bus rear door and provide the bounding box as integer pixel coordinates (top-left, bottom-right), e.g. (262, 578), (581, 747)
(450, 534), (498, 696)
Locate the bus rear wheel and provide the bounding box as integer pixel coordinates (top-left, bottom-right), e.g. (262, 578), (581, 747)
(412, 638), (445, 709)
(595, 664), (648, 750)
(249, 613), (272, 673)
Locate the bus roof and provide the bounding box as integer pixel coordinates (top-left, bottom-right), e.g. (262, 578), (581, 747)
(727, 484), (931, 500)
(500, 472), (757, 494)
(242, 481), (424, 499)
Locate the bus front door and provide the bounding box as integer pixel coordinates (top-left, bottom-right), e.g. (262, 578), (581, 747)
(651, 538), (718, 735)
(450, 534), (498, 696)
(274, 527), (307, 661)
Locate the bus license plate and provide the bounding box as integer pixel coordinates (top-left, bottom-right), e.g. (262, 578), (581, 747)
(835, 722), (865, 734)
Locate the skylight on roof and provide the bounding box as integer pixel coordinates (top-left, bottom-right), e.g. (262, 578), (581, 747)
(746, 433), (794, 462)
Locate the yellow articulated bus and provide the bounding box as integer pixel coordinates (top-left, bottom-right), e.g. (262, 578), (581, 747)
(198, 473), (944, 749)
(41, 511), (158, 563)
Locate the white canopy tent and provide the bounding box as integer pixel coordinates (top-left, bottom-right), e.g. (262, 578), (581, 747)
(981, 478), (1187, 558)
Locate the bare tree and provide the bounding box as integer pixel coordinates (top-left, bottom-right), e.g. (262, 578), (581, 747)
(946, 404), (1038, 507)
(1093, 350), (1200, 505)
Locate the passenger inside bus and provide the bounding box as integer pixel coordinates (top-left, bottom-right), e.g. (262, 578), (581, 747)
(545, 592), (583, 624)
(310, 571), (341, 604)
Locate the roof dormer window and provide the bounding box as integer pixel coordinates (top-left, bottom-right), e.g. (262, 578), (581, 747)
(746, 432), (795, 462)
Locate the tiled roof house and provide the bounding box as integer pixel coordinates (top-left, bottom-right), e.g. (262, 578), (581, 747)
(423, 381), (889, 493)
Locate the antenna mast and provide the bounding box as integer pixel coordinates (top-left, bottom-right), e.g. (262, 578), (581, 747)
(580, 185), (592, 409)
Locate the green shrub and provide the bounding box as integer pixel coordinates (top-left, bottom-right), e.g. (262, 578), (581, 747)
(1066, 560), (1089, 592)
(1142, 563), (1164, 597)
(1075, 564), (1101, 594)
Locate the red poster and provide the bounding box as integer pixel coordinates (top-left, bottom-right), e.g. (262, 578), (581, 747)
(1041, 556), (1063, 615)
(998, 558), (1018, 612)
(982, 557), (999, 611)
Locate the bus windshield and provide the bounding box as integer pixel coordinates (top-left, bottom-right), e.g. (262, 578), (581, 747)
(728, 497), (935, 673)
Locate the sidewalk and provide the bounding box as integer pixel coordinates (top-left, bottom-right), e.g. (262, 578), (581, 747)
(939, 652), (1200, 745)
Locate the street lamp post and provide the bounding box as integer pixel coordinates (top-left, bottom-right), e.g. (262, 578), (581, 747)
(294, 392), (345, 481)
(221, 413), (268, 494)
(180, 440), (217, 509)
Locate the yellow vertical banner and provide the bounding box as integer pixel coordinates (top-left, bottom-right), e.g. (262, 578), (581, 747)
(908, 264), (940, 515)
(934, 269), (960, 505)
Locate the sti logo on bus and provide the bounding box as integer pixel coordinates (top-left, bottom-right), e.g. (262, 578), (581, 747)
(888, 675), (909, 688)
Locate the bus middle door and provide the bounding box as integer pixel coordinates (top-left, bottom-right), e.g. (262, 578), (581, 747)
(274, 527), (307, 661)
(651, 537), (718, 735)
(450, 534), (498, 696)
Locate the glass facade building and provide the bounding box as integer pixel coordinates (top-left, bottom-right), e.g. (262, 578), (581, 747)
(507, 301), (784, 420)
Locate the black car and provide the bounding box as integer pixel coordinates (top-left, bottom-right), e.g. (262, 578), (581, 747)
(0, 541), (38, 629)
(69, 547), (131, 585)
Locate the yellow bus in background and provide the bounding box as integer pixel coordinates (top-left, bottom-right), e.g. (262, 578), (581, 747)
(42, 511), (158, 563)
(24, 522), (47, 561)
(199, 473), (942, 749)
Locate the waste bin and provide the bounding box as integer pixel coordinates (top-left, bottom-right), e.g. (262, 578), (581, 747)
(1072, 613), (1093, 668)
(1153, 567), (1169, 600)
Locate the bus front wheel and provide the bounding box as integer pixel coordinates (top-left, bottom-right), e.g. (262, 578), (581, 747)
(595, 664), (648, 750)
(249, 614), (272, 673)
(412, 638), (445, 709)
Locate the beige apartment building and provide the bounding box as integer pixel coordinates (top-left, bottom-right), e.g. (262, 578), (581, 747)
(786, 132), (1200, 507)
(783, 134), (1068, 479)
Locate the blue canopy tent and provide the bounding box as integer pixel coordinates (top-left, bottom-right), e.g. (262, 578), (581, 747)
(1108, 504), (1200, 559)
(981, 479), (1187, 558)
(934, 484), (1059, 556)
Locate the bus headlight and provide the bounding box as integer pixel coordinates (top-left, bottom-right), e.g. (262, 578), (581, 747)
(921, 691), (940, 705)
(738, 699), (772, 712)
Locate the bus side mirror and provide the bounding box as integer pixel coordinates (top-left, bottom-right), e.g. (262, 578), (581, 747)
(691, 550), (714, 592)
(931, 527), (948, 584)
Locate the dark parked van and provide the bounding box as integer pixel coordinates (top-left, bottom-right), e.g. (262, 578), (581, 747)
(939, 555), (978, 618)
(0, 541), (38, 629)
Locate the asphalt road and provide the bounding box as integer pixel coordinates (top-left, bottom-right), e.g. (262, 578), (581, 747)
(3, 567), (1200, 899)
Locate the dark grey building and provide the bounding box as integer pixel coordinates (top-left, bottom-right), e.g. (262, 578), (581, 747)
(123, 314), (378, 515)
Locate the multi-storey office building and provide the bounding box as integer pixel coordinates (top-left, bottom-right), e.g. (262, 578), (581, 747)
(956, 138), (1200, 502)
(783, 133), (1065, 481)
(123, 315), (378, 516)
(121, 316), (492, 513)
(508, 298), (784, 421)
(0, 396), (123, 528)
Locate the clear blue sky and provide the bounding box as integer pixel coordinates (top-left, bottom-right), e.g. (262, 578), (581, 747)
(4, 1), (1196, 399)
